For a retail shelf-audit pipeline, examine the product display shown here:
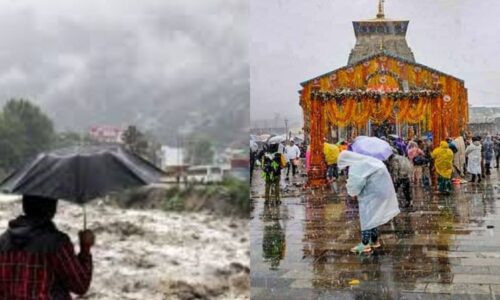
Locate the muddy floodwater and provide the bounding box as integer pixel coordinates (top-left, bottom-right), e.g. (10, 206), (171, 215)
(0, 195), (249, 300)
(251, 169), (500, 299)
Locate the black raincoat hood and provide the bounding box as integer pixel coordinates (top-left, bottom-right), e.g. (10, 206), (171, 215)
(1, 216), (56, 251)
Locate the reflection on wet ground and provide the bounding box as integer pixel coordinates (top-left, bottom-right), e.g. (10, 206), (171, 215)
(251, 170), (500, 299)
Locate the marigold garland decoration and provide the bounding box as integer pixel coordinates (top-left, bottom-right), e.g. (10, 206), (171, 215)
(301, 54), (468, 187)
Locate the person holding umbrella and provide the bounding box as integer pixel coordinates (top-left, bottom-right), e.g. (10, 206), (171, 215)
(0, 195), (95, 299)
(338, 151), (400, 254)
(0, 145), (164, 298)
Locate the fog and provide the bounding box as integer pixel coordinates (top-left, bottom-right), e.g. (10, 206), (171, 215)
(0, 0), (249, 143)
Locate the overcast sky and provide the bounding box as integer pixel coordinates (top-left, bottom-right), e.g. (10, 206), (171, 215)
(251, 0), (500, 122)
(0, 0), (248, 134)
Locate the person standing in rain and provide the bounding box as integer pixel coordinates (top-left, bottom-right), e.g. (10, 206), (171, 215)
(323, 140), (340, 184)
(338, 151), (400, 254)
(453, 136), (467, 177)
(0, 195), (95, 300)
(494, 136), (500, 168)
(482, 135), (494, 176)
(431, 141), (454, 194)
(284, 140), (301, 180)
(466, 136), (482, 183)
(417, 139), (432, 188)
(262, 142), (287, 204)
(387, 152), (414, 211)
(407, 141), (425, 185)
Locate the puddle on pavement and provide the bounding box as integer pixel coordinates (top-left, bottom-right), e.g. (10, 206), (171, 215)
(251, 170), (500, 297)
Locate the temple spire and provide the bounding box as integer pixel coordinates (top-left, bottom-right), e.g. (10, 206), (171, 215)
(349, 0), (415, 64)
(377, 0), (385, 19)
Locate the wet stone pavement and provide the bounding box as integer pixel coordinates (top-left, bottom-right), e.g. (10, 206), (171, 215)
(251, 168), (500, 299)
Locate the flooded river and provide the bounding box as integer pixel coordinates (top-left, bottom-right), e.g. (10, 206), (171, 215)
(0, 195), (249, 300)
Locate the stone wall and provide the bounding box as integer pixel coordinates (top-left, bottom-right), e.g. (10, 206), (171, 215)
(348, 34), (415, 65)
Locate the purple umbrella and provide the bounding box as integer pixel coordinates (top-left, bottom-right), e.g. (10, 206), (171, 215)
(351, 136), (393, 161)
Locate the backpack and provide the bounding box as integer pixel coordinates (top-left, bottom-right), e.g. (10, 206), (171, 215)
(413, 155), (429, 166)
(262, 152), (282, 181)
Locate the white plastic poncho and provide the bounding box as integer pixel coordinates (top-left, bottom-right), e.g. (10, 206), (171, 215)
(465, 141), (482, 175)
(453, 136), (466, 172)
(338, 151), (400, 231)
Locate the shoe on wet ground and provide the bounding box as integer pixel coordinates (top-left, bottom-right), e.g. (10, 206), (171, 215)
(370, 240), (381, 249)
(350, 243), (372, 254)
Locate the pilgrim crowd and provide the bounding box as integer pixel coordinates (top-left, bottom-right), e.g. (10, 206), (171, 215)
(252, 133), (500, 254)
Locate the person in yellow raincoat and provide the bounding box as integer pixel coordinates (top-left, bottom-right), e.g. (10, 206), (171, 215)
(323, 142), (340, 183)
(431, 141), (454, 194)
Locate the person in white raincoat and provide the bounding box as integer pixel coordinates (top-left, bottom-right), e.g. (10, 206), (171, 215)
(465, 137), (482, 183)
(338, 151), (400, 254)
(453, 136), (466, 176)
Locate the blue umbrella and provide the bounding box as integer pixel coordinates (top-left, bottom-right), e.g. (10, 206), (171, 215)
(351, 136), (393, 161)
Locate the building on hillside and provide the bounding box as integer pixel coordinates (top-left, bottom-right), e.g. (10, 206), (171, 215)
(299, 1), (468, 186)
(89, 126), (124, 144)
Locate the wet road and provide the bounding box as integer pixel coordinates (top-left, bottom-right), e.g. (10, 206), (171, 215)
(251, 169), (500, 299)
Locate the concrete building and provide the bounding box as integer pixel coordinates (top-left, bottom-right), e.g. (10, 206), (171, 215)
(159, 146), (185, 170)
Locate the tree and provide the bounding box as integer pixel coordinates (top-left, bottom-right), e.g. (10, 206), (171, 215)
(0, 99), (55, 172)
(122, 125), (149, 158)
(185, 135), (215, 166)
(52, 131), (91, 149)
(122, 125), (163, 166)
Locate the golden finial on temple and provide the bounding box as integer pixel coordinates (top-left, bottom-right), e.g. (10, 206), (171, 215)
(377, 0), (385, 19)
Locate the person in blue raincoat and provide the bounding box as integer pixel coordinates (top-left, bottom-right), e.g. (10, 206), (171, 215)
(482, 135), (494, 176)
(338, 151), (400, 254)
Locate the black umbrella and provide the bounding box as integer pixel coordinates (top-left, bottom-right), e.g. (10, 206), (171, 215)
(0, 145), (165, 228)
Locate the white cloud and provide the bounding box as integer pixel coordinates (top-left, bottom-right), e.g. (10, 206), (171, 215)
(0, 0), (249, 142)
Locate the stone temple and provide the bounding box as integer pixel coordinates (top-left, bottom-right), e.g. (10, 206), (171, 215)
(348, 0), (415, 65)
(299, 0), (468, 186)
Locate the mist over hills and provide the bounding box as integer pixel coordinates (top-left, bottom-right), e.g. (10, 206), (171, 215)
(0, 0), (248, 146)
